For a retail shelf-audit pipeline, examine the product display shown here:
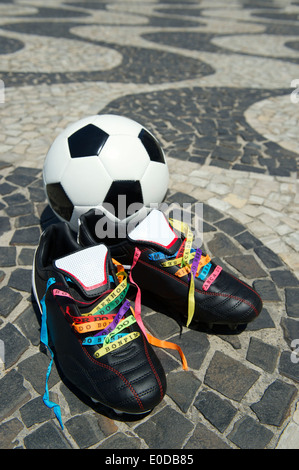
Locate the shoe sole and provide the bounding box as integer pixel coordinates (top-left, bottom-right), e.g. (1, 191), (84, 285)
(90, 397), (151, 416)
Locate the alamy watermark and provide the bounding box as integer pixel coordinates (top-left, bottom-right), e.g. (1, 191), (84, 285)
(93, 199), (204, 248)
(290, 79), (299, 103)
(0, 80), (4, 105)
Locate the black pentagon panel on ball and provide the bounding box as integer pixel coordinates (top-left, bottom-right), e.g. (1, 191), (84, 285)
(68, 124), (109, 158)
(46, 182), (74, 221)
(103, 180), (144, 219)
(138, 128), (165, 164)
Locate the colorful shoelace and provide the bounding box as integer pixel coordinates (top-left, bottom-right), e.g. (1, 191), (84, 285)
(40, 277), (64, 429)
(40, 259), (188, 428)
(148, 219), (222, 327)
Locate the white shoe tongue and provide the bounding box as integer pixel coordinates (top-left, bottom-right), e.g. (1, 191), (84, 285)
(55, 245), (109, 296)
(128, 209), (178, 250)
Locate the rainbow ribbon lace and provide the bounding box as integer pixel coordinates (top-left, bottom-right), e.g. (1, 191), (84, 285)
(149, 219), (223, 327)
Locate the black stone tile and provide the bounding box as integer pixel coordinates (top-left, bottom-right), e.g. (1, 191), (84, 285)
(20, 395), (55, 427)
(277, 157), (297, 172)
(212, 146), (240, 162)
(253, 280), (281, 301)
(0, 286), (22, 318)
(281, 317), (299, 348)
(17, 248), (35, 266)
(184, 421), (231, 449)
(5, 202), (34, 218)
(24, 5), (91, 18)
(0, 418), (23, 449)
(167, 191), (197, 205)
(232, 164), (265, 173)
(155, 348), (182, 375)
(135, 405), (194, 449)
(194, 389), (237, 433)
(17, 352), (60, 395)
(279, 350), (299, 383)
(15, 304), (40, 346)
(168, 330), (210, 370)
(0, 216), (11, 236)
(218, 334), (241, 349)
(10, 226), (41, 246)
(194, 135), (216, 150)
(189, 156), (206, 165)
(214, 218), (245, 237)
(234, 231), (263, 250)
(254, 245), (283, 269)
(246, 337), (279, 373)
(28, 186), (46, 203)
(285, 288), (299, 318)
(96, 432), (141, 449)
(166, 370), (201, 412)
(228, 416), (274, 449)
(5, 167), (40, 187)
(254, 11), (299, 21)
(251, 379), (297, 426)
(207, 233), (241, 257)
(66, 414), (105, 449)
(0, 161), (12, 170)
(270, 270), (299, 288)
(245, 307), (275, 331)
(23, 421), (72, 449)
(258, 156), (277, 169)
(0, 246), (16, 267)
(143, 30), (217, 53)
(269, 168), (291, 177)
(96, 415), (118, 439)
(203, 205), (224, 224)
(210, 159), (231, 169)
(0, 35), (24, 56)
(3, 193), (28, 206)
(204, 351), (260, 401)
(0, 182), (16, 195)
(203, 221), (217, 232)
(8, 268), (32, 292)
(0, 323), (30, 369)
(143, 312), (181, 339)
(15, 214), (40, 228)
(60, 382), (90, 415)
(0, 370), (31, 422)
(224, 254), (267, 279)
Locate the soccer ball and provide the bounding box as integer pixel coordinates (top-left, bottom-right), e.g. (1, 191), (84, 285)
(43, 114), (169, 231)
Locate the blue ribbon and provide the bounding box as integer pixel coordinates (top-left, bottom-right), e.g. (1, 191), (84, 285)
(40, 277), (64, 429)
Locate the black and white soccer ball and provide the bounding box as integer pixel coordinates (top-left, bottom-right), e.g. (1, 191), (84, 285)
(43, 114), (169, 230)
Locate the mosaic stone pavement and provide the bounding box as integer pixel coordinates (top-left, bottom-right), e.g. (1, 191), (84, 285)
(0, 0), (299, 451)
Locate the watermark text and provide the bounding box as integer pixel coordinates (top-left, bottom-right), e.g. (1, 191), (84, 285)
(290, 79), (299, 103)
(93, 199), (203, 247)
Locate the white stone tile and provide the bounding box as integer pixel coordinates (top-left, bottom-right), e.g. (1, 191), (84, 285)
(206, 197), (231, 212)
(276, 422), (299, 449)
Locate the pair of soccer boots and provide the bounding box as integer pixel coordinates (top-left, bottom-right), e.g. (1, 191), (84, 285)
(33, 208), (262, 426)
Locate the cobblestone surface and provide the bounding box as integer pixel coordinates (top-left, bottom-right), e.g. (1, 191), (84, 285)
(0, 0), (299, 450)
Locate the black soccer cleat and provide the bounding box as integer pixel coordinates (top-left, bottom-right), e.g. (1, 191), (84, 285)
(32, 222), (166, 425)
(78, 208), (263, 328)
